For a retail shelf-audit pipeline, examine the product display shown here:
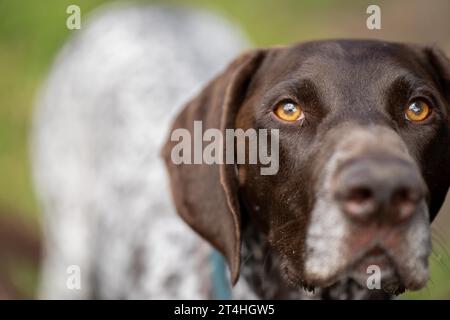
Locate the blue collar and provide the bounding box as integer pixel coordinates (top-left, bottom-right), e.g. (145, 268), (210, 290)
(209, 250), (231, 299)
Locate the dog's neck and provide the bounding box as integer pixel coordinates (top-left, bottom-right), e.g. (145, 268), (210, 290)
(239, 223), (392, 300)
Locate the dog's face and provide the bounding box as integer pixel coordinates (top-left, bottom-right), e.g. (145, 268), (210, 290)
(235, 40), (450, 292)
(163, 40), (450, 295)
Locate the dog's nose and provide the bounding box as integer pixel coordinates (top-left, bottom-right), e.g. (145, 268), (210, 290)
(335, 157), (426, 223)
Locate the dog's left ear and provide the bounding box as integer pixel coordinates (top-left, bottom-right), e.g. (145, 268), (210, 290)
(421, 46), (450, 220)
(423, 46), (450, 100)
(162, 49), (267, 284)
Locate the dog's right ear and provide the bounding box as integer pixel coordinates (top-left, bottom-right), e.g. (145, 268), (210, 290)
(161, 49), (267, 284)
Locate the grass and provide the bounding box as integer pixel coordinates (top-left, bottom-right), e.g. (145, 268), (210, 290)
(0, 0), (449, 299)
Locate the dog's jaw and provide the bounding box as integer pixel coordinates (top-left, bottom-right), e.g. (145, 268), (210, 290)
(238, 222), (393, 299)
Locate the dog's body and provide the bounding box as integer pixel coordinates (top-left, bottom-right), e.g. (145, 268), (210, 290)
(33, 5), (253, 299)
(34, 5), (450, 300)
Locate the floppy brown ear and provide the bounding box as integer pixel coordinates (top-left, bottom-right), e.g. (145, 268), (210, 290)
(162, 49), (267, 284)
(424, 46), (450, 101)
(422, 46), (450, 221)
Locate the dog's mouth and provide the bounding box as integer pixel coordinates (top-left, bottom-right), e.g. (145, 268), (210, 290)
(287, 246), (406, 294)
(280, 246), (407, 298)
(295, 199), (431, 296)
(344, 246), (405, 294)
(298, 230), (430, 295)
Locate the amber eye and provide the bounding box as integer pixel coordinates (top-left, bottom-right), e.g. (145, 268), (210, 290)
(274, 101), (304, 122)
(405, 100), (431, 122)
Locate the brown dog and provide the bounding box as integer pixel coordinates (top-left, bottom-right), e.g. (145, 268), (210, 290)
(163, 40), (450, 299)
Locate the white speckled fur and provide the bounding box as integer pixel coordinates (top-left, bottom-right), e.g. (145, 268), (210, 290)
(32, 4), (252, 299)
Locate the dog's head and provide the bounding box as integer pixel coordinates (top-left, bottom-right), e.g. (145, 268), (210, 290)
(163, 40), (450, 294)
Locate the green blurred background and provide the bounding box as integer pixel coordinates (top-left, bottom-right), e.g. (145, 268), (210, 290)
(0, 0), (449, 299)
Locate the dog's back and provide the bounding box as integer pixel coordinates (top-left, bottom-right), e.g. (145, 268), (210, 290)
(32, 4), (248, 299)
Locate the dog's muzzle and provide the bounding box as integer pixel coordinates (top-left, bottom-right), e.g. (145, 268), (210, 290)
(304, 125), (431, 293)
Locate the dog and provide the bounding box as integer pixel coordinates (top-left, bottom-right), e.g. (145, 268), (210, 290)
(33, 5), (450, 300)
(162, 40), (450, 299)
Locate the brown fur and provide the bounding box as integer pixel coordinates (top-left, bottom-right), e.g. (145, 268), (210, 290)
(162, 40), (450, 297)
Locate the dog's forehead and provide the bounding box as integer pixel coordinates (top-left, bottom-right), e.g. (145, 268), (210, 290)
(261, 40), (424, 85)
(279, 40), (413, 66)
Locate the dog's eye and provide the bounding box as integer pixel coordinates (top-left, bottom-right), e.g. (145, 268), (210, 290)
(405, 100), (431, 122)
(274, 101), (304, 122)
